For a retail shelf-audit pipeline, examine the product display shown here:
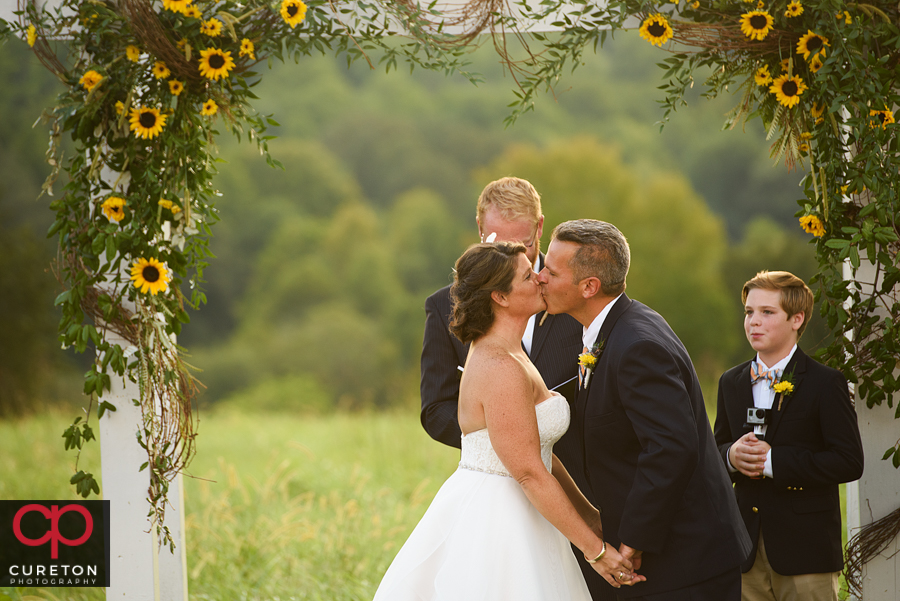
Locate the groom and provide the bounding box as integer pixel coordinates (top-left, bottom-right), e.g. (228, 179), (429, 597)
(538, 220), (751, 600)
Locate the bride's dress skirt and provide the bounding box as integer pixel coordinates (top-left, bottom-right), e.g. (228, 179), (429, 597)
(373, 396), (591, 600)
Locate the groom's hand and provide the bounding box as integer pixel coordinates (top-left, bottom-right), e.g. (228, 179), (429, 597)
(619, 543), (642, 571)
(729, 432), (769, 478)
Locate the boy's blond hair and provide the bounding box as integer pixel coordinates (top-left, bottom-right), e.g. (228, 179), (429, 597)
(742, 270), (814, 337)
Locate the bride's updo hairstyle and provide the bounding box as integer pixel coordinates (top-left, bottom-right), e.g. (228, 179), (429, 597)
(450, 242), (527, 344)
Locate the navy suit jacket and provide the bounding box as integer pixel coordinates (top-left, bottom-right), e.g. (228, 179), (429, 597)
(419, 254), (583, 456)
(713, 348), (864, 575)
(572, 295), (751, 598)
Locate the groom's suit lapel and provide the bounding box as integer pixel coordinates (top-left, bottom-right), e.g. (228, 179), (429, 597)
(575, 294), (633, 416)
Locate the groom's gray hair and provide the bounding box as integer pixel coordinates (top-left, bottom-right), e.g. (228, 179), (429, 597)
(552, 220), (630, 297)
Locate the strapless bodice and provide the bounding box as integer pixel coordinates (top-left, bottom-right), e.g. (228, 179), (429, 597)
(458, 394), (570, 477)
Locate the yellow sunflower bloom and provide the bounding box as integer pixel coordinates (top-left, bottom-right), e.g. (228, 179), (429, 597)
(798, 142), (810, 153)
(130, 257), (171, 296)
(183, 5), (201, 18)
(169, 80), (184, 96)
(162, 0), (192, 13)
(198, 48), (235, 81)
(639, 14), (673, 47)
(152, 61), (171, 79)
(690, 1), (699, 8)
(240, 38), (256, 60)
(754, 65), (772, 86)
(772, 381), (794, 395)
(781, 58), (791, 73)
(280, 0), (308, 28)
(770, 74), (807, 108)
(26, 25), (37, 47)
(869, 109), (895, 130)
(740, 10), (774, 41)
(799, 215), (825, 237)
(201, 99), (218, 116)
(809, 54), (824, 73)
(810, 102), (824, 119)
(126, 45), (141, 62)
(578, 353), (597, 368)
(837, 11), (852, 25)
(101, 196), (127, 222)
(79, 70), (104, 92)
(159, 199), (183, 214)
(800, 132), (813, 141)
(200, 18), (223, 37)
(797, 30), (829, 61)
(129, 106), (167, 139)
(784, 1), (803, 17)
(115, 101), (125, 116)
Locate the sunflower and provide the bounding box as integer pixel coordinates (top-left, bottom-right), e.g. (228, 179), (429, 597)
(101, 196), (127, 222)
(798, 142), (810, 153)
(869, 109), (895, 130)
(126, 45), (141, 62)
(240, 38), (256, 60)
(201, 99), (218, 116)
(784, 1), (803, 17)
(770, 74), (807, 108)
(837, 10), (852, 25)
(115, 100), (125, 115)
(183, 5), (201, 18)
(690, 1), (699, 7)
(26, 25), (36, 47)
(162, 0), (192, 13)
(130, 257), (171, 296)
(280, 0), (308, 28)
(200, 18), (222, 37)
(800, 131), (813, 141)
(638, 14), (673, 47)
(780, 58), (791, 73)
(152, 61), (170, 79)
(797, 30), (829, 61)
(79, 70), (103, 92)
(810, 102), (824, 119)
(159, 199), (182, 214)
(169, 80), (184, 96)
(129, 106), (167, 139)
(754, 65), (772, 86)
(740, 10), (773, 41)
(809, 53), (824, 73)
(198, 48), (235, 81)
(799, 215), (825, 237)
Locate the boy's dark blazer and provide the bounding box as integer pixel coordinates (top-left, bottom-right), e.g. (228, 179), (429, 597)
(419, 253), (584, 452)
(572, 295), (751, 599)
(713, 347), (864, 575)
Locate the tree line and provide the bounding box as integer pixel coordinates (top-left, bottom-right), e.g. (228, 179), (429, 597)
(0, 32), (821, 415)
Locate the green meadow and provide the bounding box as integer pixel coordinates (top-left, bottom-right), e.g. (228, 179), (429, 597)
(0, 406), (848, 600)
(0, 409), (459, 600)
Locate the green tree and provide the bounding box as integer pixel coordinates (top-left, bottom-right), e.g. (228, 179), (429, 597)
(480, 137), (738, 376)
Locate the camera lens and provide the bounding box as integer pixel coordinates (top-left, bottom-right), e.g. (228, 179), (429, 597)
(755, 409), (765, 419)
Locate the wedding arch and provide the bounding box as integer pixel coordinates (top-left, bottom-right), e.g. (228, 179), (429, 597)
(2, 0), (898, 599)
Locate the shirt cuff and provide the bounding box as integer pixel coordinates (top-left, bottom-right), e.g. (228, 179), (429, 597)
(763, 449), (774, 478)
(726, 446), (738, 473)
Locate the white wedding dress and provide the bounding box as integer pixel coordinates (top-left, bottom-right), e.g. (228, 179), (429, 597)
(372, 394), (592, 600)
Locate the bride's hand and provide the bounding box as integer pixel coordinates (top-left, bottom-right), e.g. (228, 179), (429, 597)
(586, 543), (646, 589)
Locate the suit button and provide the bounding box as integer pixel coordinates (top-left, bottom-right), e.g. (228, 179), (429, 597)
(787, 486), (792, 491)
(799, 487), (803, 491)
(752, 507), (759, 513)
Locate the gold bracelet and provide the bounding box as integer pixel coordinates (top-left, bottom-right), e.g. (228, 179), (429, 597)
(585, 540), (606, 564)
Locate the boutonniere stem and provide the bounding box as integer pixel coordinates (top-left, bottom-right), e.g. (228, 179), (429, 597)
(773, 371), (796, 411)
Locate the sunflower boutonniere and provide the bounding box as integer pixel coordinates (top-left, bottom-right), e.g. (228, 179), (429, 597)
(578, 338), (605, 388)
(773, 371), (796, 410)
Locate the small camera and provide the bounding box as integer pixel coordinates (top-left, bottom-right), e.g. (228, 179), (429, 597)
(746, 407), (770, 426)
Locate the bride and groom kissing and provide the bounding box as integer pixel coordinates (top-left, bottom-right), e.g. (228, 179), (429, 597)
(374, 178), (752, 601)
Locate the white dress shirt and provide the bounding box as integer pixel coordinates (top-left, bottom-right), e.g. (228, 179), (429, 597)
(582, 294), (625, 350)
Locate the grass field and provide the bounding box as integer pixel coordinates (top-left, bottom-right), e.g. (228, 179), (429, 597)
(0, 408), (459, 600)
(0, 406), (848, 600)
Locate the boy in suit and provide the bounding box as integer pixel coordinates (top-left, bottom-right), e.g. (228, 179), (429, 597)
(714, 271), (864, 601)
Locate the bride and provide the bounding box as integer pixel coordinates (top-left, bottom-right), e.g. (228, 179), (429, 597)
(373, 242), (644, 600)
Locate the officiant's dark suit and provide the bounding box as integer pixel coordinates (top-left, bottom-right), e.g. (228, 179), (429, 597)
(420, 253), (584, 466)
(713, 348), (864, 576)
(572, 294), (751, 600)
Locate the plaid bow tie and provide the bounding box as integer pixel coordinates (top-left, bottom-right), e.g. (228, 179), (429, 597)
(751, 361), (780, 385)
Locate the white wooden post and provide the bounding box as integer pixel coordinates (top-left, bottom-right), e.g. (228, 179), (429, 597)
(98, 344), (189, 601)
(844, 259), (900, 601)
